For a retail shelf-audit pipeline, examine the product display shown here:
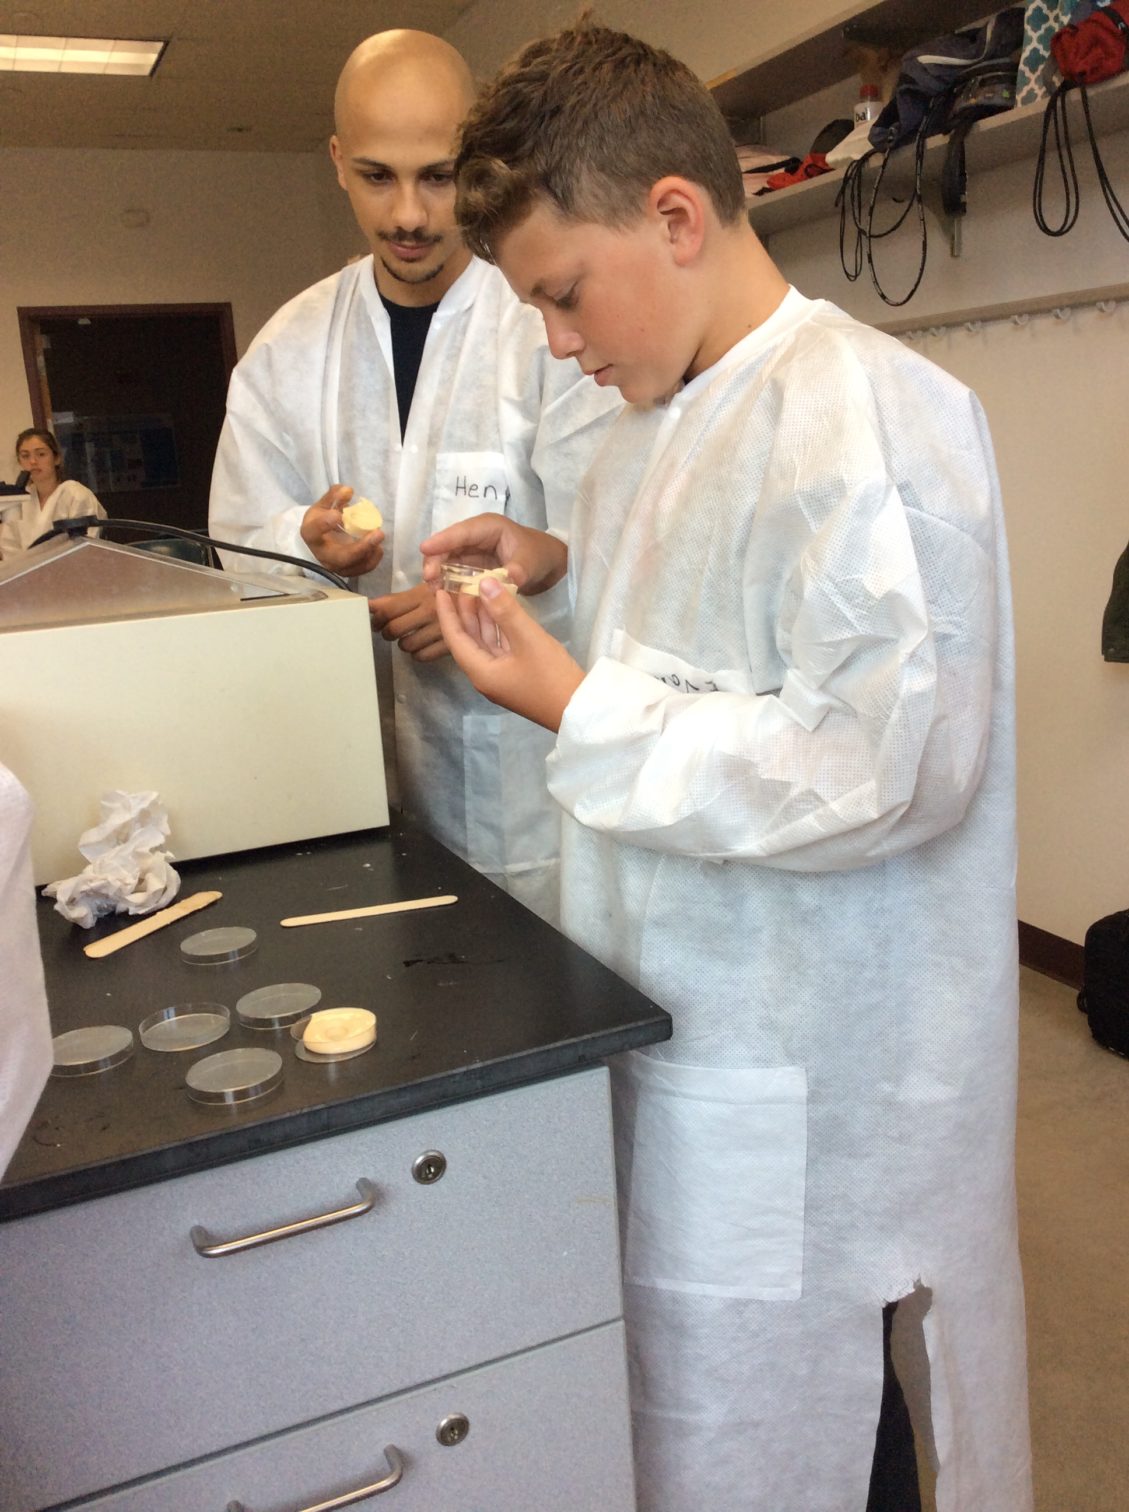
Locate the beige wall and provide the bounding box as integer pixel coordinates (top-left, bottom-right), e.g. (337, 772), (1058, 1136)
(914, 304), (1129, 945)
(1, 144), (362, 459)
(448, 0), (861, 82)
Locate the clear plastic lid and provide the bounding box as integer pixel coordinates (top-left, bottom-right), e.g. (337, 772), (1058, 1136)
(139, 1004), (231, 1053)
(51, 1024), (134, 1077)
(236, 982), (322, 1030)
(439, 562), (516, 597)
(180, 926), (259, 964)
(185, 1047), (283, 1105)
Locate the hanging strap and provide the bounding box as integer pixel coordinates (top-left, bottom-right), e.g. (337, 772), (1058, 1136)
(836, 98), (940, 307)
(1033, 80), (1081, 236)
(1033, 78), (1129, 241)
(941, 119), (975, 219)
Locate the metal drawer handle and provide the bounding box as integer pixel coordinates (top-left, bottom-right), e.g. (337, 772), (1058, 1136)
(226, 1444), (404, 1511)
(191, 1179), (377, 1258)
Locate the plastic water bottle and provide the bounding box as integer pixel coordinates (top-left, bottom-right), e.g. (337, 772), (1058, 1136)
(853, 83), (881, 128)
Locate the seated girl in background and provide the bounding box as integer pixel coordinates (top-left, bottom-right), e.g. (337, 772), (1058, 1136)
(0, 428), (106, 557)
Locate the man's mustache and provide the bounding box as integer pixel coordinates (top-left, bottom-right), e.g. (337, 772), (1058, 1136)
(379, 230), (442, 246)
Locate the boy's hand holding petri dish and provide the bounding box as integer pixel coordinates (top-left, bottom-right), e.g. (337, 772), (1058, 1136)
(420, 512), (568, 595)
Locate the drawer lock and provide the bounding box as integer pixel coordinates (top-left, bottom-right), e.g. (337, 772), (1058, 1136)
(412, 1149), (447, 1184)
(436, 1412), (470, 1447)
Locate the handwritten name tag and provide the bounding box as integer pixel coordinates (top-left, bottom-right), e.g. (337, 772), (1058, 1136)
(611, 628), (756, 696)
(433, 450), (511, 532)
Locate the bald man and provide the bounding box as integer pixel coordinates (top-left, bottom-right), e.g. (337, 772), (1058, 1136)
(210, 32), (621, 922)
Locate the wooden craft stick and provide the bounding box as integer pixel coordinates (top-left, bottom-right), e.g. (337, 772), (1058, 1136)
(83, 890), (223, 960)
(280, 894), (458, 928)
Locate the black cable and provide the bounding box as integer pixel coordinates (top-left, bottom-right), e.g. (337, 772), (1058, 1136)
(1033, 80), (1081, 237)
(1081, 82), (1129, 242)
(27, 516), (351, 591)
(1033, 78), (1129, 244)
(838, 151), (872, 282)
(864, 121), (931, 307)
(837, 117), (932, 308)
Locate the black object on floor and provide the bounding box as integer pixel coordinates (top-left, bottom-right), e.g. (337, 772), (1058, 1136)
(1078, 909), (1129, 1058)
(866, 1301), (922, 1512)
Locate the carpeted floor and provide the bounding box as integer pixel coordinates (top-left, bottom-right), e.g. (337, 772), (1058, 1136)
(1016, 965), (1129, 1512)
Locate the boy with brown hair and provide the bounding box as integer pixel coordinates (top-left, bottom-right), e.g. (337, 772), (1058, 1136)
(423, 21), (1032, 1512)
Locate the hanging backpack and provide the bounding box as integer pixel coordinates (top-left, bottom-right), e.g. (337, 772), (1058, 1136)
(1077, 909), (1129, 1057)
(1033, 0), (1129, 239)
(838, 6), (1025, 305)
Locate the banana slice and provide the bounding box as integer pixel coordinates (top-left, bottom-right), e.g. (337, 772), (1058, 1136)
(341, 497), (384, 538)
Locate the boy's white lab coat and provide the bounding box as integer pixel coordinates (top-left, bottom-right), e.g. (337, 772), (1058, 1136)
(210, 256), (619, 922)
(548, 290), (1032, 1511)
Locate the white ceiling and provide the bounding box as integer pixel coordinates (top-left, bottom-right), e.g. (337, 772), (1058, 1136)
(0, 0), (481, 153)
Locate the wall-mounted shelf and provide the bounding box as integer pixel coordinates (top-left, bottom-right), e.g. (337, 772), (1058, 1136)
(744, 71), (1129, 241)
(709, 0), (995, 122)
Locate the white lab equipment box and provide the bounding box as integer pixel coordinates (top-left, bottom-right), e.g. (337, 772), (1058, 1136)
(0, 537), (388, 884)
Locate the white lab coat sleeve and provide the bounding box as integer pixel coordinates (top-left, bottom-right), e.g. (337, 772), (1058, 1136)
(0, 765), (52, 1178)
(208, 354), (326, 576)
(57, 481), (106, 529)
(548, 454), (998, 873)
(0, 503), (22, 557)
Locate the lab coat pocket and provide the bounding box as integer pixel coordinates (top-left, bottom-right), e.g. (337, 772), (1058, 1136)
(433, 450), (511, 534)
(619, 1055), (807, 1301)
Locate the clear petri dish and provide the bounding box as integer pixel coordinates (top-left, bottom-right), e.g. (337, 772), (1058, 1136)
(185, 1047), (283, 1106)
(180, 926), (258, 965)
(51, 1024), (134, 1077)
(236, 982), (322, 1030)
(139, 1004), (230, 1053)
(290, 1012), (378, 1064)
(439, 562), (517, 597)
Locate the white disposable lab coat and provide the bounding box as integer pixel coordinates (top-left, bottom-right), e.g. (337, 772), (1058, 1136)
(210, 256), (619, 921)
(548, 290), (1032, 1511)
(0, 765), (52, 1178)
(0, 480), (104, 557)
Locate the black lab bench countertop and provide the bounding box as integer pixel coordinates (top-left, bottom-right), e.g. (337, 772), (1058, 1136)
(1, 817), (671, 1221)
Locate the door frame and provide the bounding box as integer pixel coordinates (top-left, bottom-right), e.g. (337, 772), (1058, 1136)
(17, 303), (237, 427)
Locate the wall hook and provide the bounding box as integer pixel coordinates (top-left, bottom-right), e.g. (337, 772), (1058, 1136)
(1011, 312), (1030, 327)
(964, 320), (983, 334)
(1096, 300), (1118, 315)
(1052, 306), (1072, 321)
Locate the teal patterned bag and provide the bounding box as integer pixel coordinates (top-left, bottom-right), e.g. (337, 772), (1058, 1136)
(1018, 0), (1098, 104)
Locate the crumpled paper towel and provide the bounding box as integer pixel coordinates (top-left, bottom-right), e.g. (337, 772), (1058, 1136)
(44, 790), (180, 928)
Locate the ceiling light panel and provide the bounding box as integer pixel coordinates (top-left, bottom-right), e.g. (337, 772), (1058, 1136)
(0, 35), (166, 76)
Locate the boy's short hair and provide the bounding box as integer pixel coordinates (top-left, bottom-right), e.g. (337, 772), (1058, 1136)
(455, 20), (745, 262)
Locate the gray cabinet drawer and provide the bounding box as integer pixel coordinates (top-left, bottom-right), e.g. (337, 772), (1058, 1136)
(0, 1069), (621, 1510)
(59, 1322), (636, 1512)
